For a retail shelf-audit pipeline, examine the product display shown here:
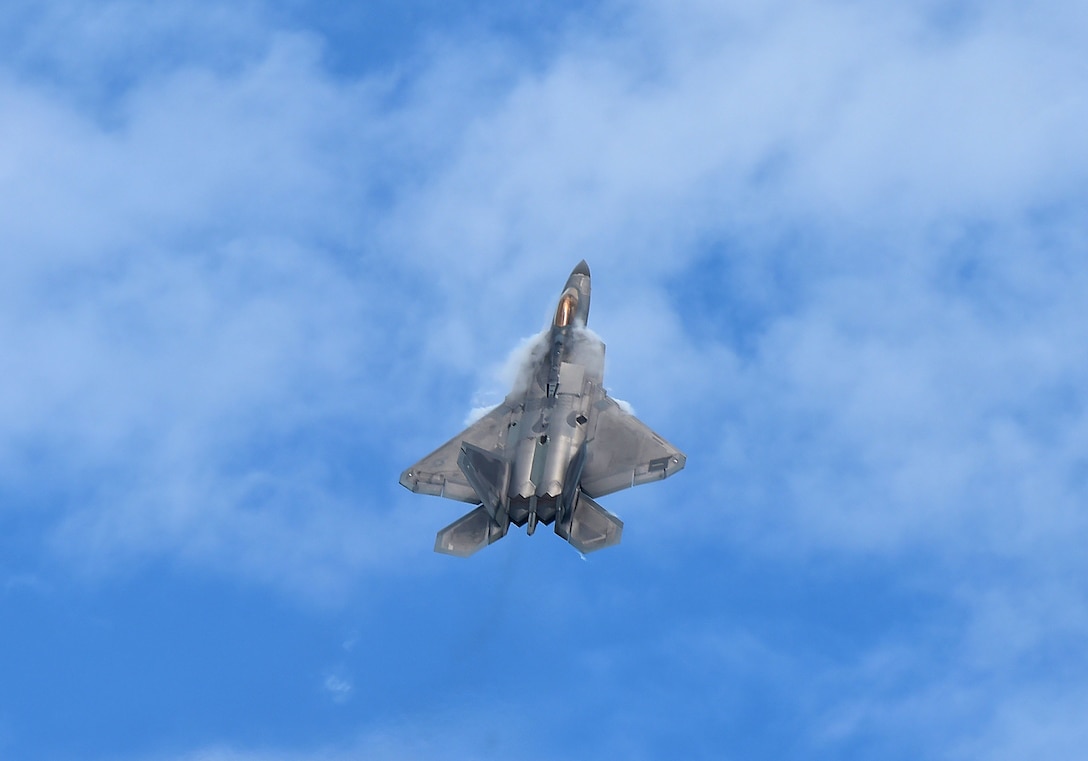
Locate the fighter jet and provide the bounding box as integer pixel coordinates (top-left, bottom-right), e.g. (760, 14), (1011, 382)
(400, 261), (686, 557)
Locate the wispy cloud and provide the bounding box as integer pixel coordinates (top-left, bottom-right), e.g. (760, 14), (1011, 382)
(0, 17), (430, 596)
(0, 0), (1083, 569)
(2, 2), (1088, 754)
(140, 707), (543, 761)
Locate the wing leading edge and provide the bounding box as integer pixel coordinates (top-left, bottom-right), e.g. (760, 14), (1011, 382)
(580, 397), (686, 498)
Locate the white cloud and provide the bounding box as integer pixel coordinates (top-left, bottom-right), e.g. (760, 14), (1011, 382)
(375, 5), (1088, 576)
(137, 707), (543, 761)
(322, 673), (352, 704)
(952, 689), (1088, 761)
(797, 574), (1088, 757)
(10, 2), (1088, 760)
(2, 1), (1087, 706)
(382, 0), (1088, 290)
(357, 4), (1088, 756)
(0, 23), (431, 597)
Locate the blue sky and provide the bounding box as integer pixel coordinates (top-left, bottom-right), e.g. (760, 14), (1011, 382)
(2, 0), (1088, 758)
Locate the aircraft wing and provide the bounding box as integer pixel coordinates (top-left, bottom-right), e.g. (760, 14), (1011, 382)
(400, 402), (514, 503)
(580, 397), (686, 498)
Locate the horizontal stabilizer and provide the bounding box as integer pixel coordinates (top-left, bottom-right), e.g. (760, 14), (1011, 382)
(555, 492), (623, 554)
(435, 505), (508, 557)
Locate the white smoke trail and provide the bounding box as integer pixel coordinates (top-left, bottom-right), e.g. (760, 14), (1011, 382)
(568, 326), (606, 381)
(462, 326), (610, 425)
(504, 329), (552, 394)
(463, 330), (550, 425)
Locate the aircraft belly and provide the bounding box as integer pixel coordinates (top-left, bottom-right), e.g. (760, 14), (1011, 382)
(537, 388), (590, 498)
(511, 435), (536, 499)
(402, 260), (686, 557)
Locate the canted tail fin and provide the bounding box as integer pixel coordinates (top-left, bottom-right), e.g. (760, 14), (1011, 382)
(433, 442), (511, 557)
(457, 442), (509, 515)
(555, 491), (623, 554)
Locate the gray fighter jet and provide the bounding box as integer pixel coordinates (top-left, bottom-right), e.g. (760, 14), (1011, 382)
(400, 261), (686, 557)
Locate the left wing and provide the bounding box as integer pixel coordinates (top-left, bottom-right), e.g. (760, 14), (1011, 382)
(399, 401), (515, 503)
(580, 397), (686, 498)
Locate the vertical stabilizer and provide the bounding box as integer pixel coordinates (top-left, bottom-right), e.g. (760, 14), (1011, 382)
(457, 442), (509, 516)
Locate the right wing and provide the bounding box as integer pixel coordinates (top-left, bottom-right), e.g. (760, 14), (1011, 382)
(399, 401), (515, 503)
(580, 397), (686, 498)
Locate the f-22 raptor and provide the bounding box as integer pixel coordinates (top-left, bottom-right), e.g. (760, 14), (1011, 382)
(400, 261), (686, 557)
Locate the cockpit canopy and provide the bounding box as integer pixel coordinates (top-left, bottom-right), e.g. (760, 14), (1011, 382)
(554, 288), (580, 327)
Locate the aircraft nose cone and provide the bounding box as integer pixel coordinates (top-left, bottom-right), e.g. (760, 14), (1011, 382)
(571, 260), (590, 277)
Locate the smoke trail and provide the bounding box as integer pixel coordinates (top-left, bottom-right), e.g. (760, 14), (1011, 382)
(463, 326), (615, 425)
(463, 324), (617, 426)
(504, 329), (552, 394)
(463, 330), (550, 425)
(568, 326), (606, 382)
(567, 327), (635, 413)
